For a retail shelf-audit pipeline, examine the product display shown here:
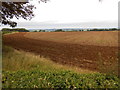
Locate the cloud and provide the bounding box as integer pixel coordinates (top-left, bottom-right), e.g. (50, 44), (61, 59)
(14, 21), (117, 29)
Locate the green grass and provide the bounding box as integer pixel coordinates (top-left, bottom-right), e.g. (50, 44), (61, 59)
(2, 46), (120, 88)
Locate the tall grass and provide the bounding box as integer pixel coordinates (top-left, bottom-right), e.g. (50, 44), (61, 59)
(2, 46), (94, 73)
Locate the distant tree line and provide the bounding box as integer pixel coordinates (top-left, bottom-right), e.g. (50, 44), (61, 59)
(86, 28), (118, 31)
(2, 28), (118, 34)
(1, 28), (29, 32)
(54, 29), (64, 32)
(38, 28), (119, 32)
(1, 28), (29, 34)
(53, 28), (118, 32)
(32, 28), (119, 32)
(33, 30), (46, 32)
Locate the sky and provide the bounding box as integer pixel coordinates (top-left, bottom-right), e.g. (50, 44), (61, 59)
(1, 0), (119, 29)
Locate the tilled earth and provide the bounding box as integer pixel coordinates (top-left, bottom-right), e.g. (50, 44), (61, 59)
(3, 32), (119, 71)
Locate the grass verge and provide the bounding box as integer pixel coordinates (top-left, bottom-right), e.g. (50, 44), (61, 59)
(2, 46), (94, 73)
(2, 31), (18, 35)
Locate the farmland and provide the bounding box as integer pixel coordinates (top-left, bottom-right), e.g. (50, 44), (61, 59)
(3, 31), (119, 73)
(2, 31), (119, 88)
(25, 31), (118, 47)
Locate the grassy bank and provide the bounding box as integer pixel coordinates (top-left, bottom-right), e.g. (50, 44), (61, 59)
(2, 31), (18, 35)
(2, 46), (94, 73)
(2, 46), (120, 88)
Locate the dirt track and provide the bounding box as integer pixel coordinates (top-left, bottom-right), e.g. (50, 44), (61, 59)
(3, 32), (119, 71)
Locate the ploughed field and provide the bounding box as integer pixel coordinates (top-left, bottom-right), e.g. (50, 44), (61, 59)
(3, 31), (119, 72)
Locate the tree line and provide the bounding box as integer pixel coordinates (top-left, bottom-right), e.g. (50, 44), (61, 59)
(1, 28), (29, 34)
(1, 28), (29, 32)
(1, 28), (118, 34)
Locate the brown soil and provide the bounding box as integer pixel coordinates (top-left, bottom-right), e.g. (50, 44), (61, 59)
(25, 31), (118, 47)
(3, 32), (119, 72)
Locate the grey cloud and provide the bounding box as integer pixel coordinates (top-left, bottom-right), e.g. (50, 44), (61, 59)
(16, 21), (117, 29)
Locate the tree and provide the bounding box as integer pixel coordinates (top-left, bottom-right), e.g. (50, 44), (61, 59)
(55, 29), (64, 32)
(0, 0), (49, 27)
(2, 28), (29, 32)
(39, 30), (46, 32)
(33, 30), (38, 32)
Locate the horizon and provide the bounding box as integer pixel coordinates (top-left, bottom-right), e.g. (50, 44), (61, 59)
(0, 27), (118, 31)
(0, 21), (118, 30)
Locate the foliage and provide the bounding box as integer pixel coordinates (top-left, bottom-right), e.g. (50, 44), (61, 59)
(54, 29), (64, 32)
(53, 28), (118, 32)
(1, 28), (29, 34)
(39, 30), (46, 32)
(32, 30), (46, 32)
(1, 0), (49, 27)
(33, 30), (38, 32)
(2, 70), (119, 88)
(88, 28), (118, 31)
(2, 31), (17, 35)
(1, 2), (34, 27)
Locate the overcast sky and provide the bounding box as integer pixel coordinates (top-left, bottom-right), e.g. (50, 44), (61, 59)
(1, 0), (119, 29)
